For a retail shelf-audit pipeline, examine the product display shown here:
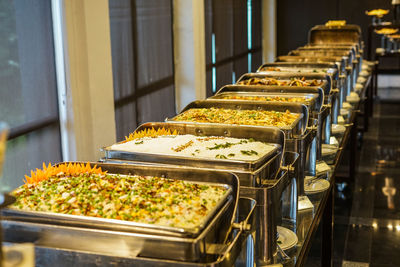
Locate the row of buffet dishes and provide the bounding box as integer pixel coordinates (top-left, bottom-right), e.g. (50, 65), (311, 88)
(4, 21), (375, 266)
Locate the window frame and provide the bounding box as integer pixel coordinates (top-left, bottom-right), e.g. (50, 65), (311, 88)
(205, 0), (262, 97)
(110, 0), (176, 141)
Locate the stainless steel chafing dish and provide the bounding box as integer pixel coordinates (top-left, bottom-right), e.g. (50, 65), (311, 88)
(304, 43), (362, 59)
(290, 48), (354, 65)
(257, 62), (341, 102)
(297, 46), (356, 61)
(308, 24), (362, 47)
(276, 55), (349, 109)
(287, 50), (353, 91)
(236, 72), (332, 99)
(298, 45), (362, 85)
(258, 62), (339, 79)
(209, 91), (321, 113)
(5, 197), (256, 267)
(211, 85), (330, 156)
(307, 24), (362, 89)
(167, 100), (314, 193)
(104, 122), (285, 187)
(304, 43), (363, 72)
(236, 72), (339, 125)
(276, 55), (346, 75)
(103, 122), (299, 265)
(301, 44), (358, 55)
(3, 162), (256, 265)
(170, 100), (309, 138)
(289, 48), (357, 91)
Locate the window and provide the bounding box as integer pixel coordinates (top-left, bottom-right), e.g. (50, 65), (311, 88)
(0, 0), (61, 191)
(205, 0), (262, 96)
(109, 0), (176, 141)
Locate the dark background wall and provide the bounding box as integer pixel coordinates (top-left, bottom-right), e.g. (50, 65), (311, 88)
(276, 0), (394, 57)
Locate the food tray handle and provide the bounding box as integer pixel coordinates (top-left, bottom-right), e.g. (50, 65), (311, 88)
(206, 197), (256, 258)
(280, 151), (300, 179)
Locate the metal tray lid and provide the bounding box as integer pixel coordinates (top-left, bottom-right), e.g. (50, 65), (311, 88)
(236, 72), (332, 96)
(308, 24), (361, 45)
(304, 43), (362, 58)
(298, 45), (357, 57)
(208, 91), (320, 113)
(213, 84), (324, 112)
(309, 24), (361, 33)
(276, 55), (347, 75)
(257, 62), (339, 81)
(304, 42), (360, 52)
(172, 99), (309, 138)
(291, 48), (354, 64)
(289, 50), (353, 66)
(288, 50), (352, 66)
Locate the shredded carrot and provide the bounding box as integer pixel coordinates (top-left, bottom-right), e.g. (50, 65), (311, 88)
(24, 162), (107, 185)
(124, 127), (178, 142)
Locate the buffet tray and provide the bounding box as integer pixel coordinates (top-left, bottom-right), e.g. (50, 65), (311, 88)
(304, 43), (360, 55)
(236, 72), (332, 97)
(276, 55), (347, 74)
(296, 47), (355, 58)
(3, 162), (241, 262)
(3, 197), (257, 266)
(209, 89), (322, 113)
(168, 99), (309, 138)
(212, 84), (330, 151)
(304, 44), (363, 68)
(257, 62), (339, 79)
(103, 122), (285, 187)
(297, 46), (357, 64)
(308, 24), (361, 46)
(104, 122), (283, 174)
(4, 198), (257, 266)
(5, 162), (237, 238)
(295, 46), (361, 84)
(257, 62), (340, 91)
(258, 61), (338, 71)
(289, 49), (353, 66)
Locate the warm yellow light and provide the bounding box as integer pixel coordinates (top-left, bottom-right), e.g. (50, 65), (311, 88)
(372, 222), (378, 229)
(388, 224), (393, 230)
(396, 225), (400, 231)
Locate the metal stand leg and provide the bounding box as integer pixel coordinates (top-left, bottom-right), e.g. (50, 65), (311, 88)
(364, 82), (370, 132)
(350, 115), (358, 179)
(370, 70), (375, 117)
(373, 60), (378, 97)
(321, 186), (334, 267)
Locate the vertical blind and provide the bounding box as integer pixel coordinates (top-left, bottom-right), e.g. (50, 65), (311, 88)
(205, 0), (262, 97)
(0, 0), (61, 190)
(109, 0), (175, 141)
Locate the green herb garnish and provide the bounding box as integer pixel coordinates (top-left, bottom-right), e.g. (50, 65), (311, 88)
(241, 150), (258, 156)
(207, 142), (235, 150)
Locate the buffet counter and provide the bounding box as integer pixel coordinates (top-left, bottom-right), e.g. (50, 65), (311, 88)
(1, 21), (375, 267)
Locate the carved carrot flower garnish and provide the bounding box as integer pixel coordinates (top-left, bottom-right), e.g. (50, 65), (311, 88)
(124, 127), (178, 142)
(23, 162), (107, 185)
